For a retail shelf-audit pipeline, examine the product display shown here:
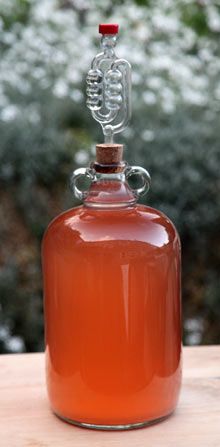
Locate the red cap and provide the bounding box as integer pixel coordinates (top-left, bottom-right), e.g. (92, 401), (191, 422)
(99, 24), (119, 35)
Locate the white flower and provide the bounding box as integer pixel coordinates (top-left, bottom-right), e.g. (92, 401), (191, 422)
(207, 5), (220, 32)
(5, 336), (25, 353)
(0, 325), (10, 340)
(152, 12), (180, 33)
(141, 130), (155, 142)
(70, 89), (83, 103)
(150, 54), (174, 72)
(143, 91), (157, 105)
(1, 105), (19, 122)
(147, 77), (163, 90)
(132, 71), (142, 86)
(75, 150), (89, 165)
(53, 80), (69, 98)
(182, 89), (207, 107)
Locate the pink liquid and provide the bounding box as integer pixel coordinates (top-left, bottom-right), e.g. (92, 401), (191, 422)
(43, 203), (181, 426)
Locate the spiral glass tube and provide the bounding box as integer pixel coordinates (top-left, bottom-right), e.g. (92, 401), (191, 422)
(86, 24), (131, 143)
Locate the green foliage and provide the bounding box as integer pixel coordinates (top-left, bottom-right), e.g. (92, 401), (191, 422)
(133, 0), (151, 6)
(0, 0), (31, 30)
(181, 2), (209, 36)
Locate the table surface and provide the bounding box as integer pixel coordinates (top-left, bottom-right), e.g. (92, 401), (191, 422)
(0, 346), (220, 447)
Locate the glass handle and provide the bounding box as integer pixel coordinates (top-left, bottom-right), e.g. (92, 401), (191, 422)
(71, 167), (95, 200)
(125, 165), (151, 197)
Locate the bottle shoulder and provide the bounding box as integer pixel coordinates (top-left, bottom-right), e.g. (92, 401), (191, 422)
(136, 204), (179, 235)
(46, 205), (83, 228)
(135, 204), (180, 246)
(42, 205), (83, 243)
(42, 203), (180, 250)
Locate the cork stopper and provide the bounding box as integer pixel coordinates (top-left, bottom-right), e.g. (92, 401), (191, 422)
(96, 144), (123, 164)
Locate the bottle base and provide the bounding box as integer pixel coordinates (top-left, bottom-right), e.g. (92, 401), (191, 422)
(54, 410), (173, 431)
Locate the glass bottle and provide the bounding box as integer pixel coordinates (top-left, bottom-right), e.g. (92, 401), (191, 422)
(42, 23), (182, 430)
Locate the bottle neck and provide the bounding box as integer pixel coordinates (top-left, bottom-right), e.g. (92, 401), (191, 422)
(84, 168), (137, 209)
(71, 144), (151, 207)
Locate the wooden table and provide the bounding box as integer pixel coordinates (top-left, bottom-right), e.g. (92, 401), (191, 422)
(0, 346), (220, 447)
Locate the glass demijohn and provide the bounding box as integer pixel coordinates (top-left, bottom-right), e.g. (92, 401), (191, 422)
(42, 23), (182, 430)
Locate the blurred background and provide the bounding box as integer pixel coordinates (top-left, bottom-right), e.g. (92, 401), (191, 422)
(0, 0), (220, 354)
